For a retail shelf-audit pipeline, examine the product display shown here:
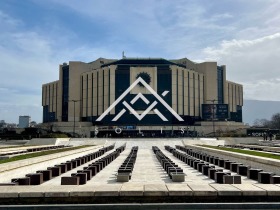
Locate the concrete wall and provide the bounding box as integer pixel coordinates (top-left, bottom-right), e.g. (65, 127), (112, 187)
(221, 137), (260, 145)
(25, 138), (56, 145)
(182, 139), (225, 146)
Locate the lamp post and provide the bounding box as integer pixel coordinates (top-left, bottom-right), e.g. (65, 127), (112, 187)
(206, 99), (218, 137)
(69, 100), (78, 137)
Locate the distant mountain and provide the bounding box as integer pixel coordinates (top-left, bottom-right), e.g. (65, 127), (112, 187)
(243, 99), (280, 125)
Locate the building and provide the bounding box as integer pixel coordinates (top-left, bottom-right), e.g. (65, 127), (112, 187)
(18, 116), (31, 128)
(42, 57), (244, 137)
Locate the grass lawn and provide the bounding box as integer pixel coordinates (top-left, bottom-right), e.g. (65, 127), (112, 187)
(200, 145), (280, 160)
(0, 145), (92, 164)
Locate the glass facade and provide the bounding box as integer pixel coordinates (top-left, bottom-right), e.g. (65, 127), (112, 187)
(43, 105), (56, 123)
(62, 65), (69, 122)
(217, 66), (224, 104)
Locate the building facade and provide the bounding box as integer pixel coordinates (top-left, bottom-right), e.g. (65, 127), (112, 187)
(19, 116), (31, 128)
(42, 57), (243, 135)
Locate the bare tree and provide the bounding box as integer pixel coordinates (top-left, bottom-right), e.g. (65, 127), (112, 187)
(270, 113), (280, 129)
(253, 113), (280, 129)
(253, 118), (270, 127)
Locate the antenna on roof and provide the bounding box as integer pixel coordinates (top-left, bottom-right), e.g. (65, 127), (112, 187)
(122, 51), (126, 59)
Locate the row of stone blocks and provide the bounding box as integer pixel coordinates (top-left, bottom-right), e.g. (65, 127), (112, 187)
(175, 145), (280, 184)
(152, 146), (185, 182)
(9, 144), (115, 186)
(224, 144), (265, 151)
(165, 145), (241, 184)
(224, 144), (280, 154)
(0, 145), (70, 157)
(61, 144), (126, 185)
(26, 145), (70, 153)
(117, 146), (139, 182)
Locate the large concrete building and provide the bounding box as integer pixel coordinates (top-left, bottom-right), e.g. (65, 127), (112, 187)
(42, 57), (244, 137)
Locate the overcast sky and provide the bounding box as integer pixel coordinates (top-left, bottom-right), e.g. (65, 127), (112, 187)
(0, 0), (280, 123)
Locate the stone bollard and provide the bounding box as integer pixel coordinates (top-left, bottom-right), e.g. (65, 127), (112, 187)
(47, 166), (61, 177)
(218, 159), (227, 167)
(78, 170), (92, 181)
(270, 175), (280, 184)
(224, 161), (235, 170)
(247, 169), (263, 180)
(223, 175), (242, 184)
(209, 168), (223, 180)
(72, 173), (87, 185)
(202, 165), (214, 176)
(230, 163), (243, 173)
(198, 163), (208, 173)
(237, 165), (250, 176)
(26, 173), (43, 185)
(36, 170), (52, 181)
(215, 172), (231, 184)
(61, 176), (80, 185)
(258, 172), (275, 184)
(11, 177), (30, 185)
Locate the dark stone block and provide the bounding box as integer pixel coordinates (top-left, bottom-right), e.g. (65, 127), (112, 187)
(168, 168), (183, 179)
(224, 161), (235, 170)
(0, 183), (18, 186)
(230, 163), (243, 173)
(198, 163), (208, 173)
(247, 169), (263, 180)
(55, 164), (66, 173)
(193, 161), (202, 170)
(71, 173), (87, 185)
(61, 176), (80, 185)
(71, 160), (77, 168)
(202, 165), (213, 176)
(65, 162), (73, 171)
(209, 168), (223, 180)
(47, 166), (61, 177)
(223, 175), (242, 184)
(270, 175), (280, 184)
(214, 157), (220, 166)
(26, 173), (43, 185)
(237, 165), (250, 176)
(78, 170), (92, 181)
(218, 159), (226, 167)
(215, 172), (231, 184)
(11, 177), (30, 185)
(258, 172), (275, 184)
(36, 170), (52, 181)
(209, 156), (215, 164)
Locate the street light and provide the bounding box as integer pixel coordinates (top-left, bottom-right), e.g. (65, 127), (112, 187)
(206, 99), (218, 137)
(69, 100), (79, 137)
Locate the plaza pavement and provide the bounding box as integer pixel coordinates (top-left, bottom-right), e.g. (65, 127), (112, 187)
(0, 139), (280, 204)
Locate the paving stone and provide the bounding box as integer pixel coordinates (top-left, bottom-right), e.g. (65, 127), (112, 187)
(210, 184), (242, 196)
(187, 184), (217, 196)
(255, 184), (280, 196)
(44, 186), (72, 197)
(19, 188), (45, 198)
(69, 186), (95, 197)
(120, 183), (144, 196)
(94, 184), (122, 196)
(144, 184), (168, 196)
(232, 184), (267, 196)
(0, 186), (19, 198)
(166, 183), (193, 196)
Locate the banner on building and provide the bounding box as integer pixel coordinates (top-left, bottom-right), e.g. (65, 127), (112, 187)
(202, 104), (229, 120)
